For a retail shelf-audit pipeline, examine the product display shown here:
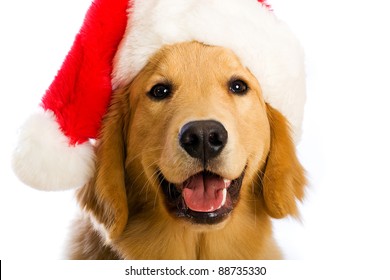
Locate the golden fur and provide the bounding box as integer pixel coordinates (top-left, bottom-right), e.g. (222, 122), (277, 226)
(68, 42), (306, 259)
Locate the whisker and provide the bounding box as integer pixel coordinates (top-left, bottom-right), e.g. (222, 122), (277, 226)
(125, 147), (164, 166)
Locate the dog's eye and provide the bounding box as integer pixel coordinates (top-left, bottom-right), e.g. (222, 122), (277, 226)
(148, 84), (172, 100)
(229, 79), (248, 95)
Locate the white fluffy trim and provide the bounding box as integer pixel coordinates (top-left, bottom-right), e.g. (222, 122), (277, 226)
(113, 0), (306, 141)
(12, 110), (95, 191)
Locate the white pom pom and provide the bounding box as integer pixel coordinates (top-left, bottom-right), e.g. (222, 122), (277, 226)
(12, 110), (95, 191)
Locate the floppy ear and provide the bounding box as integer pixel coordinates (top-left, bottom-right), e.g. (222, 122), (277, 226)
(77, 88), (129, 240)
(261, 104), (306, 219)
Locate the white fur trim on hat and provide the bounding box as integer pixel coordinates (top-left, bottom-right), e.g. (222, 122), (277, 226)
(113, 0), (306, 141)
(12, 110), (95, 191)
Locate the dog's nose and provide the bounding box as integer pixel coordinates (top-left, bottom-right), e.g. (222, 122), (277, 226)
(179, 120), (228, 163)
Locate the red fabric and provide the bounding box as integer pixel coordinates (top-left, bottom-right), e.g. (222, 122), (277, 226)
(41, 0), (130, 145)
(258, 0), (271, 9)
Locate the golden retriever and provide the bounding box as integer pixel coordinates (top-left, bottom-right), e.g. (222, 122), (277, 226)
(67, 41), (306, 259)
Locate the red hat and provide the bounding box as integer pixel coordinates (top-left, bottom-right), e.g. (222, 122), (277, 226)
(12, 0), (305, 191)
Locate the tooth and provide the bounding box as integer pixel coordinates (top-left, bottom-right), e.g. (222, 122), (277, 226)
(223, 178), (231, 187)
(221, 188), (227, 207)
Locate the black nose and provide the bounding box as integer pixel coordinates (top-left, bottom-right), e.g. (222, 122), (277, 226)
(179, 120), (228, 163)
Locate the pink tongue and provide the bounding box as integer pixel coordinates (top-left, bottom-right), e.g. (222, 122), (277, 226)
(182, 173), (227, 212)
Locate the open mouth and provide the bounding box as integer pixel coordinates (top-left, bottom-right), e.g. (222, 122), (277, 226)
(159, 169), (245, 225)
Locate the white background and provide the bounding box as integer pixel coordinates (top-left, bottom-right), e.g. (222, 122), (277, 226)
(1, 0), (390, 271)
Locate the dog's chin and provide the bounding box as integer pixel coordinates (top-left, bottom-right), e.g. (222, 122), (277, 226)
(158, 168), (245, 226)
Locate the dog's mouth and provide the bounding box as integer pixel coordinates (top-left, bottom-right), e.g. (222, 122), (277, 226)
(159, 169), (245, 225)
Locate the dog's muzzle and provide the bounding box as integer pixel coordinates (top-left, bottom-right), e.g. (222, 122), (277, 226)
(158, 120), (245, 224)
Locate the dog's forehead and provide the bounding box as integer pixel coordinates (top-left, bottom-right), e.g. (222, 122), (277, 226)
(150, 41), (246, 75)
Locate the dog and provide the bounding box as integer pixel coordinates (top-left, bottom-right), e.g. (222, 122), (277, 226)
(67, 41), (306, 259)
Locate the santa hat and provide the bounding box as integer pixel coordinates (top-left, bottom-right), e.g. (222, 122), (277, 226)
(12, 0), (305, 191)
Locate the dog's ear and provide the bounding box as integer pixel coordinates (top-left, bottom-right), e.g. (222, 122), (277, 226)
(77, 88), (129, 241)
(261, 104), (306, 219)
